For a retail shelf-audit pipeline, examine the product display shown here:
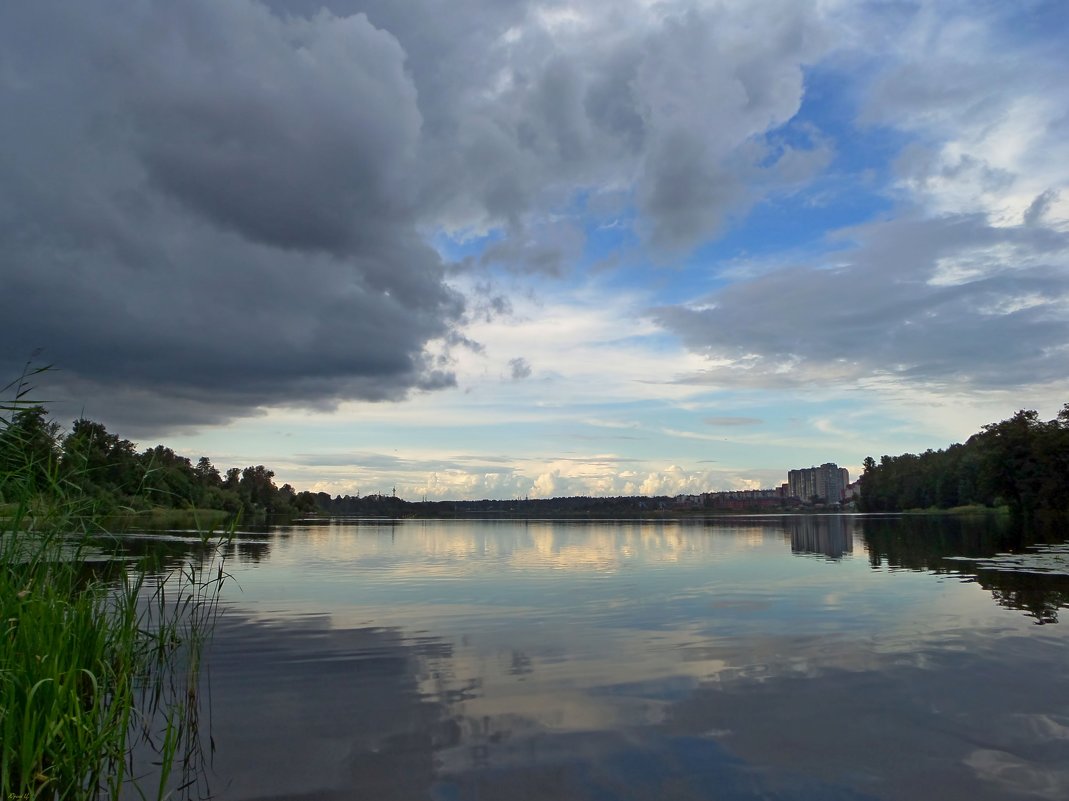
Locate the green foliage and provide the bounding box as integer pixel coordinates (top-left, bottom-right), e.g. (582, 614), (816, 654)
(1, 524), (227, 800)
(860, 405), (1069, 514)
(0, 406), (61, 493)
(1, 549), (137, 798)
(0, 406), (318, 523)
(1, 370), (229, 800)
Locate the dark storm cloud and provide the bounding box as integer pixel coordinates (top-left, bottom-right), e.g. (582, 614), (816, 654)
(0, 1), (460, 428)
(654, 215), (1069, 390)
(122, 5), (423, 254)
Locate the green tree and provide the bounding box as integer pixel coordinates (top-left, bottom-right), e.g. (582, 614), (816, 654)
(223, 467), (241, 491)
(139, 445), (197, 506)
(0, 405), (60, 492)
(238, 465), (278, 511)
(860, 404), (1069, 514)
(974, 410), (1044, 513)
(194, 456), (222, 487)
(61, 419), (140, 500)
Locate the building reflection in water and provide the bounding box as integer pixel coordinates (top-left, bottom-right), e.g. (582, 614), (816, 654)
(783, 515), (855, 560)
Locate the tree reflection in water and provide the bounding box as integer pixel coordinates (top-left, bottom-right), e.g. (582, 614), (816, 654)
(861, 514), (1069, 623)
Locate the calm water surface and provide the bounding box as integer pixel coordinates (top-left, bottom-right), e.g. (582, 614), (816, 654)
(126, 516), (1069, 801)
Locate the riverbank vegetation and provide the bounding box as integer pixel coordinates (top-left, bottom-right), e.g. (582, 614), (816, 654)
(1, 377), (226, 799)
(0, 406), (317, 525)
(860, 405), (1069, 514)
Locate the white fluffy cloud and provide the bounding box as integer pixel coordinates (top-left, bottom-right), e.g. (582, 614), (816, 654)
(862, 7), (1069, 228)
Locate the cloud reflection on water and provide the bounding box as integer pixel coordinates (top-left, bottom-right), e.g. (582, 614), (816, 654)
(127, 516), (1069, 801)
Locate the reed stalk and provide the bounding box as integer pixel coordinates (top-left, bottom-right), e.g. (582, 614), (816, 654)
(1, 370), (228, 801)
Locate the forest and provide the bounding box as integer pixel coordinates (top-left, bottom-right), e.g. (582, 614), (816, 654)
(859, 405), (1069, 514)
(0, 406), (318, 520)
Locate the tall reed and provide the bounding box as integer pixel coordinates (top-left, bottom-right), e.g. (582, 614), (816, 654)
(1, 371), (229, 800)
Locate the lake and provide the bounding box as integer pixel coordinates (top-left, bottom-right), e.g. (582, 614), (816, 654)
(119, 515), (1069, 801)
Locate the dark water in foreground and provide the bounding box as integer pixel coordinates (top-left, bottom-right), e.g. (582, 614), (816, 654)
(123, 515), (1069, 801)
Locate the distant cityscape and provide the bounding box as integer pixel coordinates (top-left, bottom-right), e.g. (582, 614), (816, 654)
(319, 462), (860, 517)
(676, 463), (859, 512)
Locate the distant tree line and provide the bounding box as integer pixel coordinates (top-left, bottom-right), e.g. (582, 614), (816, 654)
(314, 493), (678, 518)
(859, 405), (1069, 514)
(0, 406), (317, 518)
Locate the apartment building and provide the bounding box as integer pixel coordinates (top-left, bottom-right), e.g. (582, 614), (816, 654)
(787, 463), (849, 503)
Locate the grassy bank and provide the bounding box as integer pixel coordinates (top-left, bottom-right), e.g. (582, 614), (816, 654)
(1, 392), (226, 799)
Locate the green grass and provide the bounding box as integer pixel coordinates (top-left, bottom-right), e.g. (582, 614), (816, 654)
(1, 546), (137, 798)
(1, 498), (228, 801)
(1, 378), (228, 801)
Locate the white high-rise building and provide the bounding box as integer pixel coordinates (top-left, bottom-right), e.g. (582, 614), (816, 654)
(787, 463), (849, 503)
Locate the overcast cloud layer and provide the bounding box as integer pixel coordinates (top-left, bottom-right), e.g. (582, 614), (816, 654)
(2, 0), (1067, 496)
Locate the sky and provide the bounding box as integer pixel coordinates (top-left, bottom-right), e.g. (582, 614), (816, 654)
(2, 0), (1068, 500)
